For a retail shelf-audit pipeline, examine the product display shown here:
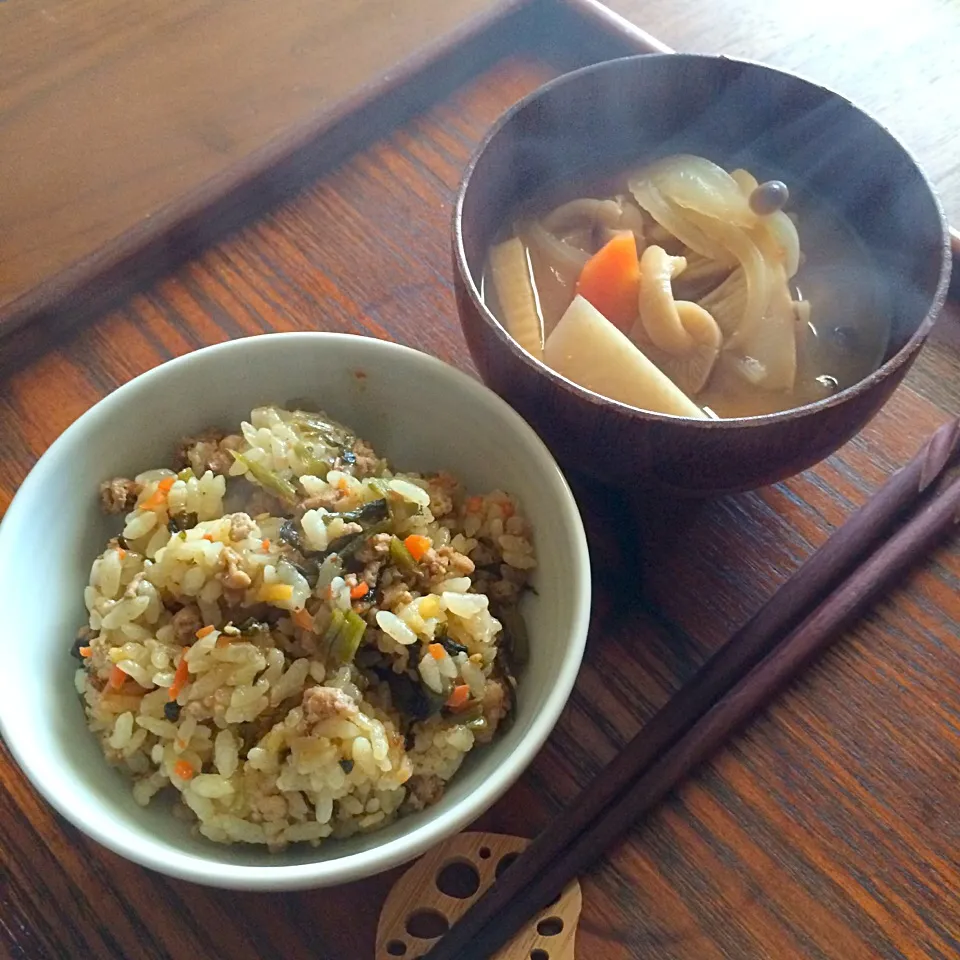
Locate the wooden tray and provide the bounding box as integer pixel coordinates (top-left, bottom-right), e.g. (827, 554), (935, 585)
(0, 0), (654, 347)
(2, 2), (959, 959)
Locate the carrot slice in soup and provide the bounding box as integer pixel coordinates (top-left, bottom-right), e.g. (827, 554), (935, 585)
(575, 231), (641, 332)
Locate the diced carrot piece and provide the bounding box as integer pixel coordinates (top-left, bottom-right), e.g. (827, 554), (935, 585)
(428, 643), (446, 660)
(575, 231), (641, 332)
(445, 684), (470, 710)
(117, 548), (127, 560)
(293, 607), (315, 631)
(261, 539), (270, 551)
(215, 634), (230, 649)
(173, 759), (194, 781)
(141, 476), (176, 511)
(108, 665), (126, 689)
(350, 582), (370, 600)
(168, 649), (190, 701)
(195, 624), (215, 639)
(78, 646), (92, 658)
(202, 533), (214, 542)
(404, 535), (431, 562)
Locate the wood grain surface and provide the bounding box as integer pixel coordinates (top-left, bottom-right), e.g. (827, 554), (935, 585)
(0, 0), (518, 334)
(1, 1), (959, 959)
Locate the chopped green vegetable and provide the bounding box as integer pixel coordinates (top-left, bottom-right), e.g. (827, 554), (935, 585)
(439, 635), (469, 658)
(291, 558), (320, 587)
(177, 468), (194, 482)
(324, 519), (391, 563)
(278, 519), (303, 551)
(382, 671), (445, 721)
(290, 412), (354, 450)
(331, 611), (367, 665)
(315, 555), (345, 594)
(333, 499), (388, 526)
(386, 494), (418, 527)
(230, 451), (298, 503)
(237, 618), (270, 642)
(292, 441), (335, 478)
(449, 701), (483, 723)
(389, 535), (416, 574)
(324, 609), (346, 644)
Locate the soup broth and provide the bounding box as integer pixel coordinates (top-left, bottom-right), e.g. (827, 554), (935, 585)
(482, 158), (890, 419)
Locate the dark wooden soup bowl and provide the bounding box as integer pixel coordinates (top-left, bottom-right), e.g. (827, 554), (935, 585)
(453, 54), (951, 496)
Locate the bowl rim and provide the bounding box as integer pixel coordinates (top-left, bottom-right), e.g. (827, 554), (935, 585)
(453, 52), (953, 429)
(0, 331), (592, 890)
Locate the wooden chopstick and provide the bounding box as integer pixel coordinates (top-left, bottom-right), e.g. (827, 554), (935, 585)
(424, 418), (960, 960)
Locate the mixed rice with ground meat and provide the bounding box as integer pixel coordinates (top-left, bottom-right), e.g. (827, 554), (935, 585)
(75, 406), (535, 849)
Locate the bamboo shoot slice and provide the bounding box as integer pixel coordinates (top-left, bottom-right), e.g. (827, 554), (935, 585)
(489, 238), (544, 360)
(543, 295), (707, 419)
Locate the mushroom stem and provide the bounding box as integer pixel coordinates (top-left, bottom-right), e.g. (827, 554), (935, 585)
(635, 245), (720, 355)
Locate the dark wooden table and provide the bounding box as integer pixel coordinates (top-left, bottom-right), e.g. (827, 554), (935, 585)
(2, 1), (959, 958)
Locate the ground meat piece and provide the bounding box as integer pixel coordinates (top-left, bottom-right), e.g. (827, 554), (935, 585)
(470, 542), (498, 567)
(406, 773), (445, 810)
(419, 548), (444, 580)
(381, 582), (413, 609)
(336, 521), (363, 540)
(175, 429), (244, 477)
(350, 438), (383, 479)
(227, 512), (256, 542)
(475, 679), (510, 744)
(440, 545), (474, 575)
(218, 546), (252, 591)
(303, 686), (359, 723)
(355, 532), (392, 564)
(99, 477), (141, 514)
(426, 472), (460, 519)
(360, 557), (386, 590)
(297, 489), (350, 516)
(419, 545), (475, 584)
(171, 604), (203, 643)
(488, 578), (521, 604)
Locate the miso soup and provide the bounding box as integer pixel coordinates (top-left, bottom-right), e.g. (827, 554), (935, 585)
(482, 154), (889, 419)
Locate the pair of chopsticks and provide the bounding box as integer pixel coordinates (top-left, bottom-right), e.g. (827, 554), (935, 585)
(424, 417), (960, 960)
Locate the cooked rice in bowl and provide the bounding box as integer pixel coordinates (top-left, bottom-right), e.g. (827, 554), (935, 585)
(75, 405), (535, 850)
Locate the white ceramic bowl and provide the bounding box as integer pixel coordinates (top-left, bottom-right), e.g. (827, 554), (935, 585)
(0, 332), (590, 890)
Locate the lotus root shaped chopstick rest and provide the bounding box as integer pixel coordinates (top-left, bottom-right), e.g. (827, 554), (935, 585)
(376, 831), (582, 959)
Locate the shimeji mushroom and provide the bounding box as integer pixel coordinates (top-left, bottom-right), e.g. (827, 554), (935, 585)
(630, 245), (723, 396)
